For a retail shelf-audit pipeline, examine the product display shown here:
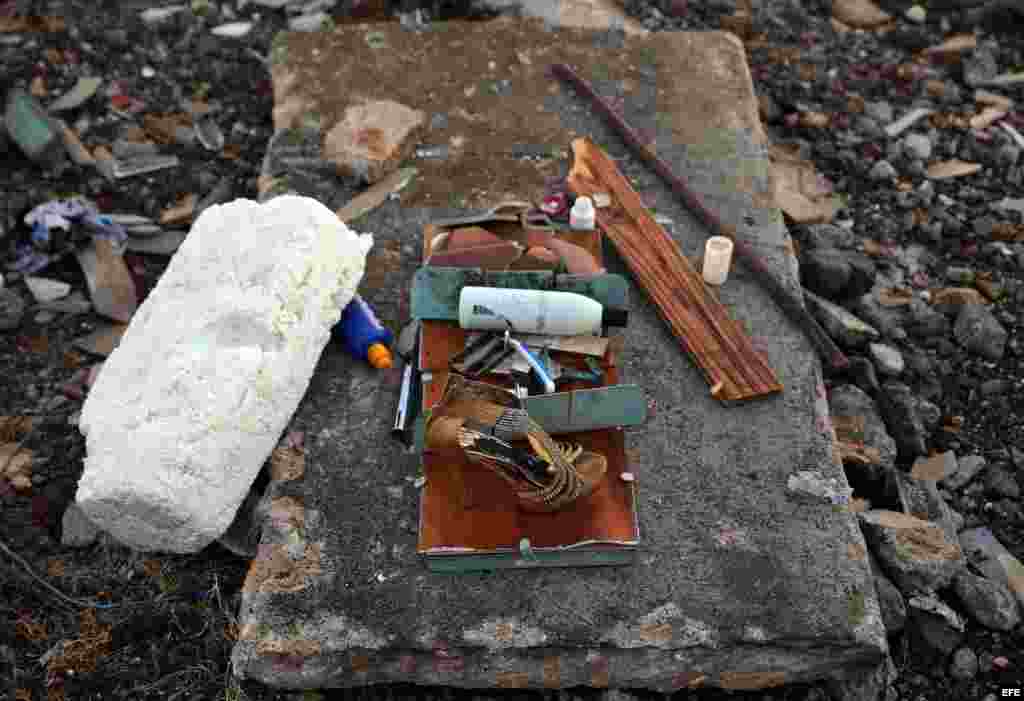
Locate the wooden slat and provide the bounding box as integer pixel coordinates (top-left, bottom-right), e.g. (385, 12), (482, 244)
(566, 138), (782, 402)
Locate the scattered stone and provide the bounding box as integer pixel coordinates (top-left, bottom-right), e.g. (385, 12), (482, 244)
(984, 464), (1020, 499)
(963, 42), (999, 87)
(911, 452), (958, 483)
(0, 288), (27, 331)
(948, 646), (978, 680)
(829, 384), (898, 478)
(47, 76), (103, 113)
(61, 501), (101, 547)
(24, 276), (71, 304)
(806, 223), (857, 250)
(904, 5), (926, 23)
(952, 571), (1022, 631)
(925, 34), (978, 58)
(913, 396), (941, 433)
(74, 196), (373, 553)
(846, 355), (882, 394)
(866, 101), (894, 124)
(953, 304), (1007, 361)
(140, 4), (188, 25)
(885, 108), (934, 138)
(858, 510), (964, 595)
(905, 300), (950, 339)
(869, 342), (904, 376)
(852, 289), (909, 341)
(876, 382), (929, 458)
(944, 454), (986, 491)
(979, 378), (1009, 396)
(805, 290), (881, 348)
(212, 21), (254, 38)
(869, 160), (897, 180)
(905, 594), (966, 658)
(288, 12), (329, 31)
(868, 551), (907, 634)
(959, 527), (1024, 610)
(903, 133), (932, 161)
(802, 249), (852, 299)
(893, 469), (961, 543)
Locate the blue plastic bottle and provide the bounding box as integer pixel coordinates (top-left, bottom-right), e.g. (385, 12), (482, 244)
(334, 294), (394, 369)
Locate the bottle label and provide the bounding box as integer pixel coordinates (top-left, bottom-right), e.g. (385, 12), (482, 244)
(472, 304), (495, 316)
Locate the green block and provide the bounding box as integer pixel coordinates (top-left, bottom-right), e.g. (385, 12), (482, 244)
(522, 385), (647, 435)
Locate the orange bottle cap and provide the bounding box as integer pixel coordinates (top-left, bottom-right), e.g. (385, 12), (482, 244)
(367, 343), (392, 369)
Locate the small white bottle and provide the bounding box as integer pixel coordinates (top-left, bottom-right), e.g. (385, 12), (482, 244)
(458, 287), (627, 336)
(569, 196), (595, 231)
(702, 236), (734, 286)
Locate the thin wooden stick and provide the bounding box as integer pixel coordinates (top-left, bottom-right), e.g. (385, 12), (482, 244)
(548, 63), (849, 372)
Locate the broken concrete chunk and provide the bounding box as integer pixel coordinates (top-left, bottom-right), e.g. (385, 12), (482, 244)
(828, 383), (897, 481)
(905, 594), (965, 659)
(804, 290), (880, 349)
(858, 509), (964, 596)
(958, 527), (1024, 610)
(61, 502), (102, 548)
(953, 304), (1007, 361)
(322, 99), (427, 185)
(24, 276), (70, 304)
(876, 382), (928, 459)
(943, 454), (986, 491)
(75, 196), (373, 553)
(892, 469), (960, 544)
(952, 570), (1022, 632)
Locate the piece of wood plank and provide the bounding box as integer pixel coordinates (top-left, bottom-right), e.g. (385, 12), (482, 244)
(566, 137), (782, 402)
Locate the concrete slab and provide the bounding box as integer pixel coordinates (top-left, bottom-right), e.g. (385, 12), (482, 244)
(232, 20), (888, 692)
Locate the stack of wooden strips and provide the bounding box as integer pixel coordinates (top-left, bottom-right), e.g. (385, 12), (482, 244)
(566, 137), (783, 402)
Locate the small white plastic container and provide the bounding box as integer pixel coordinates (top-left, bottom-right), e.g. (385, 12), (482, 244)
(569, 196), (595, 231)
(702, 236), (734, 286)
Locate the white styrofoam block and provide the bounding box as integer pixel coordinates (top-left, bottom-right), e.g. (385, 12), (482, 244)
(76, 195), (372, 553)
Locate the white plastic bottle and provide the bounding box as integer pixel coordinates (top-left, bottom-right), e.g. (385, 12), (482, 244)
(569, 196), (595, 230)
(458, 287), (627, 336)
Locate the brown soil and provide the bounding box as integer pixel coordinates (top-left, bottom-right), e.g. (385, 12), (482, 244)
(273, 16), (686, 211)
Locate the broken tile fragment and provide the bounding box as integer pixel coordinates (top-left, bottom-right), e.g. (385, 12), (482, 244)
(24, 276), (70, 304)
(926, 160), (982, 180)
(75, 238), (138, 323)
(323, 100), (427, 185)
(73, 323), (128, 357)
(832, 0), (892, 28)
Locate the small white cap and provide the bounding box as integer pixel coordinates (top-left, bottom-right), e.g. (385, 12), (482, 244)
(571, 196), (594, 217)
